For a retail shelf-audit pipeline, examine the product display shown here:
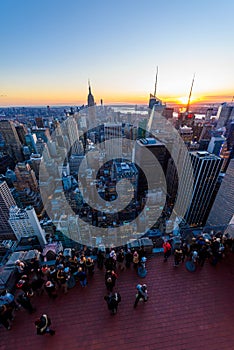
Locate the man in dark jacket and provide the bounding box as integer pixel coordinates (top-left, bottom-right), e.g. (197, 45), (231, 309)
(17, 292), (36, 314)
(105, 270), (117, 292)
(76, 267), (87, 287)
(125, 249), (133, 268)
(104, 292), (121, 314)
(35, 314), (55, 335)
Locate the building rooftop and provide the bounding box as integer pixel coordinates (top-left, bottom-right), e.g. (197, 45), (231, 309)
(138, 138), (164, 147)
(191, 151), (222, 160)
(114, 161), (138, 177)
(1, 253), (234, 349)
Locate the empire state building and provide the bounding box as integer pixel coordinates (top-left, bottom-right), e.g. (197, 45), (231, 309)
(87, 81), (96, 129)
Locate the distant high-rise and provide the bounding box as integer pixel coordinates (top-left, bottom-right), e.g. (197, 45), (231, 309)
(87, 81), (95, 107)
(0, 120), (23, 162)
(216, 103), (234, 130)
(207, 136), (225, 156)
(219, 141), (232, 172)
(0, 180), (16, 240)
(35, 117), (44, 128)
(147, 101), (166, 138)
(25, 133), (38, 154)
(29, 154), (43, 178)
(205, 107), (214, 121)
(104, 123), (122, 159)
(207, 158), (234, 227)
(66, 114), (81, 155)
(87, 81), (96, 129)
(15, 124), (27, 145)
(226, 121), (234, 151)
(179, 126), (193, 143)
(162, 107), (174, 120)
(14, 162), (43, 215)
(35, 138), (46, 156)
(184, 151), (223, 226)
(14, 162), (39, 192)
(199, 122), (213, 142)
(32, 127), (51, 143)
(9, 206), (47, 247)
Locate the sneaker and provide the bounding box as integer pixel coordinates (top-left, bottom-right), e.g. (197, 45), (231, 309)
(7, 326), (11, 330)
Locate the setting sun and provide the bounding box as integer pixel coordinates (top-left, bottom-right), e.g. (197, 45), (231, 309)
(176, 96), (197, 105)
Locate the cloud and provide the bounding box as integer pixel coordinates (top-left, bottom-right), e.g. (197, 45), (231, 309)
(0, 94), (7, 97)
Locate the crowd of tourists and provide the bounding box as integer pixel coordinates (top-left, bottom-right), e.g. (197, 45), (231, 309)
(1, 231), (233, 334)
(163, 231), (233, 268)
(0, 245), (149, 332)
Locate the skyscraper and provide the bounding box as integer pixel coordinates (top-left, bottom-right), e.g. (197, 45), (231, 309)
(25, 133), (38, 154)
(134, 138), (169, 198)
(13, 163), (43, 215)
(0, 180), (16, 240)
(15, 124), (27, 145)
(226, 121), (234, 151)
(0, 120), (23, 162)
(207, 158), (234, 227)
(216, 103), (234, 130)
(14, 162), (39, 192)
(207, 136), (225, 156)
(66, 114), (81, 155)
(184, 151), (223, 226)
(87, 81), (96, 129)
(9, 206), (47, 247)
(104, 123), (122, 159)
(87, 81), (95, 107)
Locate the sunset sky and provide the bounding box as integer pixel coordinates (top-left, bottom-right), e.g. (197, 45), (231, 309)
(0, 0), (234, 106)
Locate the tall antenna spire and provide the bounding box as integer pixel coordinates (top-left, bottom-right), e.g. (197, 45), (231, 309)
(88, 79), (91, 93)
(154, 66), (158, 97)
(186, 73), (195, 114)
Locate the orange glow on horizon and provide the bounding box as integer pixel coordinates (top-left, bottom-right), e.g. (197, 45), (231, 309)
(0, 90), (233, 107)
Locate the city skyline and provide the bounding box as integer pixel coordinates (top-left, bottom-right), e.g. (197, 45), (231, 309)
(1, 0), (234, 107)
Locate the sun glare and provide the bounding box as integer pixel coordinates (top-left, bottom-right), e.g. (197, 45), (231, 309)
(176, 96), (198, 105)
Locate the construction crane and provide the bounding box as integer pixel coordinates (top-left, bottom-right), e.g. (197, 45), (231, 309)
(178, 73), (196, 125)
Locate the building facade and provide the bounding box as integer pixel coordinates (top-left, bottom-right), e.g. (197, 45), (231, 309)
(207, 158), (234, 227)
(104, 123), (123, 159)
(0, 181), (16, 240)
(9, 206), (47, 247)
(0, 120), (23, 162)
(184, 151), (223, 226)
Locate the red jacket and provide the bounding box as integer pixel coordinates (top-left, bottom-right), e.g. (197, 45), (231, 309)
(163, 242), (171, 253)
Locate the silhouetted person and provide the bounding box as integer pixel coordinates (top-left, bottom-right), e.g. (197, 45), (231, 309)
(104, 292), (121, 315)
(35, 314), (55, 335)
(17, 293), (36, 314)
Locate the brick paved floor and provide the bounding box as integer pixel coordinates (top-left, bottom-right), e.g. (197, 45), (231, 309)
(1, 253), (234, 350)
